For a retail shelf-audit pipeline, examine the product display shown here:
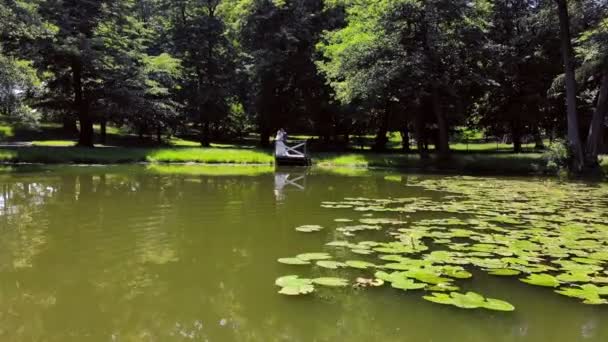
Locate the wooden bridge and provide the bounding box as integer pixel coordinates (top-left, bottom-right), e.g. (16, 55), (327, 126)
(275, 140), (311, 166)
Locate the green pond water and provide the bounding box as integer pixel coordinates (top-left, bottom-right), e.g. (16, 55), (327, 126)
(0, 165), (607, 341)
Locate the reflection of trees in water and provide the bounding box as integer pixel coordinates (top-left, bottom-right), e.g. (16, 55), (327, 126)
(0, 170), (277, 340)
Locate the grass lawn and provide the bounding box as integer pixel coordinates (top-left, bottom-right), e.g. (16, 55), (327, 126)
(0, 146), (274, 164)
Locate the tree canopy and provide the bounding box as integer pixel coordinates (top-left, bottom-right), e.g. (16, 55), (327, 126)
(1, 0), (607, 169)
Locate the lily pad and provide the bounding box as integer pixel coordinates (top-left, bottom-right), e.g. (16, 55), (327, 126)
(296, 253), (332, 261)
(423, 291), (515, 311)
(345, 260), (376, 269)
(390, 278), (427, 291)
(555, 284), (608, 304)
(315, 260), (347, 269)
(483, 298), (516, 311)
(487, 269), (521, 276)
(520, 274), (560, 287)
(278, 258), (310, 265)
(275, 275), (314, 295)
(312, 277), (349, 287)
(295, 225), (324, 233)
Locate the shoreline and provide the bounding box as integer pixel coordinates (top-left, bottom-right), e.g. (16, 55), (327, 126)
(0, 146), (605, 178)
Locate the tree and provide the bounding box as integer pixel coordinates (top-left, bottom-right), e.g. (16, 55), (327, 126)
(555, 0), (585, 170)
(36, 0), (113, 146)
(578, 16), (608, 163)
(0, 0), (44, 126)
(169, 0), (236, 146)
(318, 0), (489, 156)
(240, 0), (340, 146)
(476, 0), (562, 152)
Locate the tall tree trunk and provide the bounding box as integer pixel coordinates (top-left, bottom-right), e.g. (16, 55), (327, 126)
(63, 115), (79, 135)
(156, 124), (162, 144)
(534, 126), (545, 150)
(100, 119), (107, 145)
(556, 0), (584, 171)
(400, 124), (410, 153)
(260, 129), (270, 147)
(585, 72), (608, 164)
(72, 62), (94, 147)
(512, 120), (522, 153)
(431, 87), (450, 157)
(373, 108), (390, 151)
(200, 119), (210, 147)
(414, 111), (429, 159)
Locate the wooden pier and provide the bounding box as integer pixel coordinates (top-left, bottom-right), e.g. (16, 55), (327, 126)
(275, 140), (311, 166)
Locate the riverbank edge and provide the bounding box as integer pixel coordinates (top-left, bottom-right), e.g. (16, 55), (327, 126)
(2, 145), (602, 177)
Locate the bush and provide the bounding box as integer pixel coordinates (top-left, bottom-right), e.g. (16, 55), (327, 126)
(543, 140), (569, 174)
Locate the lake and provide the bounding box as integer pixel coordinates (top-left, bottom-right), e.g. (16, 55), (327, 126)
(0, 165), (607, 341)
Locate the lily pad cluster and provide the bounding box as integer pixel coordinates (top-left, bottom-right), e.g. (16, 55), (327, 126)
(277, 176), (608, 310)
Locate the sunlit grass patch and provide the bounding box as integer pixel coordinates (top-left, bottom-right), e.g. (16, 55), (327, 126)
(145, 148), (273, 164)
(315, 154), (370, 167)
(168, 137), (200, 147)
(31, 140), (76, 147)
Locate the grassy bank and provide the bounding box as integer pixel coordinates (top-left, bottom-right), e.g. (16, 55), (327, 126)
(0, 146), (274, 164)
(314, 152), (549, 174)
(0, 145), (559, 175)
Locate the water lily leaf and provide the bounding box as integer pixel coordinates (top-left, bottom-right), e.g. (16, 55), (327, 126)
(315, 260), (347, 269)
(488, 269), (521, 276)
(374, 271), (395, 282)
(278, 258), (310, 265)
(483, 298), (516, 311)
(295, 225), (324, 233)
(556, 272), (591, 283)
(391, 278), (426, 291)
(404, 269), (451, 285)
(423, 292), (453, 305)
(345, 260), (376, 269)
(334, 218), (353, 222)
(555, 284), (608, 304)
(296, 253), (332, 261)
(423, 291), (515, 311)
(312, 277), (349, 287)
(275, 275), (314, 295)
(450, 292), (485, 309)
(520, 274), (560, 287)
(442, 267), (472, 279)
(428, 283), (460, 292)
